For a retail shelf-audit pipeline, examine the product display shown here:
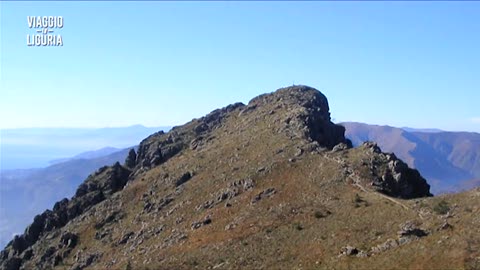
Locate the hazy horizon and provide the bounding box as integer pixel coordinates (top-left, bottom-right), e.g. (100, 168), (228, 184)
(0, 125), (169, 170)
(1, 122), (478, 134)
(0, 124), (166, 130)
(1, 2), (479, 132)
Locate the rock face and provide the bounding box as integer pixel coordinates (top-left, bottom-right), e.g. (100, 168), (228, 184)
(124, 149), (137, 169)
(247, 86), (350, 148)
(361, 142), (432, 199)
(130, 86), (351, 176)
(0, 85), (438, 270)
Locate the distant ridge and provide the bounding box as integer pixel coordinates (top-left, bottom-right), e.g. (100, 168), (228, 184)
(342, 122), (480, 194)
(1, 125), (170, 170)
(401, 127), (444, 133)
(49, 147), (121, 165)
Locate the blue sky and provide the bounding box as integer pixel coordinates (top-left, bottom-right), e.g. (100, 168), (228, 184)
(1, 1), (479, 131)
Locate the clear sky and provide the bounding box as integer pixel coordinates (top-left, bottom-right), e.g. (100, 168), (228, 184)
(0, 1), (479, 132)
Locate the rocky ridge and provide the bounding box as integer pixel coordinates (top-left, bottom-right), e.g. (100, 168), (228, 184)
(1, 86), (459, 270)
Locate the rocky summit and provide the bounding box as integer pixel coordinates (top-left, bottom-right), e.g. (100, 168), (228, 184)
(2, 85), (480, 270)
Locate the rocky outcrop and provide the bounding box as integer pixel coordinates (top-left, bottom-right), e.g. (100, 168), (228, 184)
(133, 102), (245, 172)
(249, 86), (351, 149)
(128, 86), (350, 177)
(362, 142), (432, 198)
(124, 148), (137, 169)
(370, 221), (429, 254)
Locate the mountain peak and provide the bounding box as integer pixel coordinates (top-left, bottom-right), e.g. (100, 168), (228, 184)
(247, 85), (348, 148)
(1, 86), (438, 270)
(130, 85), (350, 173)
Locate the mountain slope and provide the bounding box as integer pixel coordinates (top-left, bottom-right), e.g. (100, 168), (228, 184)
(412, 131), (480, 178)
(3, 86), (480, 270)
(342, 122), (480, 193)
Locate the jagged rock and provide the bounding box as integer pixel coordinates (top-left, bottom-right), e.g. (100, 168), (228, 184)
(95, 210), (124, 229)
(249, 86), (350, 149)
(189, 138), (201, 150)
(2, 257), (21, 270)
(71, 252), (101, 270)
(125, 148), (137, 169)
(60, 232), (78, 249)
(371, 222), (428, 255)
(356, 250), (368, 258)
(196, 199), (215, 211)
(340, 246), (359, 256)
(157, 196), (174, 212)
(200, 103), (245, 131)
(216, 188), (238, 203)
(332, 142), (349, 152)
(371, 238), (399, 254)
(118, 232), (134, 245)
(9, 236), (27, 256)
(229, 178), (255, 191)
(364, 144), (432, 199)
(225, 223), (236, 231)
(295, 148), (303, 157)
(75, 162), (131, 197)
(22, 249), (33, 261)
(397, 221), (428, 238)
(251, 188), (276, 204)
(363, 141), (382, 153)
(135, 103), (245, 171)
(197, 179), (255, 211)
(174, 172), (192, 187)
(135, 131), (184, 169)
(191, 216), (212, 230)
(94, 229), (110, 241)
(40, 246), (56, 262)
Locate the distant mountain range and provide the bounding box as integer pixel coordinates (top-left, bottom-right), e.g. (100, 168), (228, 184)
(342, 122), (480, 194)
(48, 147), (122, 165)
(1, 125), (169, 170)
(400, 127), (445, 133)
